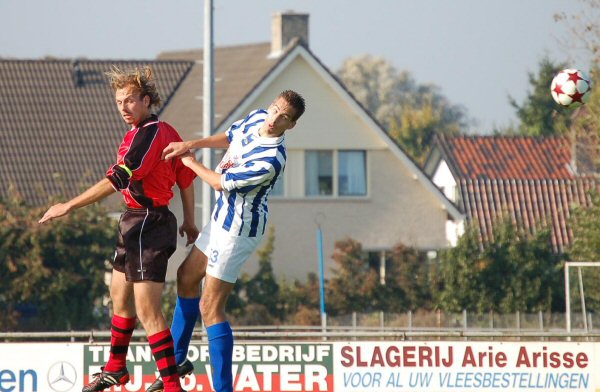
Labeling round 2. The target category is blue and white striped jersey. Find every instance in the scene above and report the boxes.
[212,109,287,237]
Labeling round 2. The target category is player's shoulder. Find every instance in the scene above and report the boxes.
[157,121,184,141]
[244,109,267,122]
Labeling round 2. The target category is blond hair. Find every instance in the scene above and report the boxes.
[106,65,161,108]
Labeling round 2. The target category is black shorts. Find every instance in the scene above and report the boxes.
[112,207,177,282]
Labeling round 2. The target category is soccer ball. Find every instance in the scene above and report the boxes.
[550,69,592,108]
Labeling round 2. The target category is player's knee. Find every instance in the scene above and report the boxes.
[136,307,164,333]
[176,265,202,290]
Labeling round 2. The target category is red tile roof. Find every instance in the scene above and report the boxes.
[460,178,597,252]
[437,135,574,180]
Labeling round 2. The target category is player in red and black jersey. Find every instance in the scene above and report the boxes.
[40,66,197,392]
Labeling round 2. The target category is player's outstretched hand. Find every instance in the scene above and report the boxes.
[162,141,191,160]
[179,220,199,246]
[38,203,70,224]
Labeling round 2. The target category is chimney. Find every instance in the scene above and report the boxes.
[270,11,309,58]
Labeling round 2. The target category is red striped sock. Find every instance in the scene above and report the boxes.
[149,329,180,391]
[104,315,136,372]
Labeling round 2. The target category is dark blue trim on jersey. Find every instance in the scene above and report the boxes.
[227,109,266,141]
[249,184,269,237]
[237,194,247,236]
[242,118,265,135]
[225,168,271,182]
[222,189,238,231]
[229,110,266,132]
[242,145,280,159]
[214,193,224,221]
[277,145,287,161]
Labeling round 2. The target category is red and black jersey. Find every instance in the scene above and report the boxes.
[106,114,196,208]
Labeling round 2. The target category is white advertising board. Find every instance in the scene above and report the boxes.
[1,341,599,391]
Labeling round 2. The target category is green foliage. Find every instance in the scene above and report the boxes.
[568,190,600,312]
[389,98,460,165]
[279,273,322,325]
[554,0,600,64]
[325,238,433,315]
[0,193,115,331]
[243,226,281,321]
[436,218,563,313]
[337,55,465,163]
[325,238,380,315]
[570,190,600,260]
[567,67,600,175]
[509,56,571,136]
[228,226,281,325]
[382,244,434,311]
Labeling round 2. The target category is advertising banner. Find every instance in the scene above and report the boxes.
[1,340,599,392]
[333,341,599,392]
[0,343,83,392]
[83,342,334,392]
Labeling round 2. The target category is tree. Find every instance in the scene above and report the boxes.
[554,1,600,173]
[567,66,600,174]
[243,226,281,322]
[554,0,600,65]
[568,190,600,312]
[279,273,322,326]
[325,238,380,315]
[0,192,115,331]
[337,55,466,163]
[383,244,433,311]
[509,56,571,136]
[436,218,563,313]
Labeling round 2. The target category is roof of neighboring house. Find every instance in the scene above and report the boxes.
[0,59,194,206]
[459,178,598,253]
[435,134,574,180]
[157,42,286,139]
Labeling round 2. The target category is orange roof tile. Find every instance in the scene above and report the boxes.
[460,178,597,253]
[437,135,574,180]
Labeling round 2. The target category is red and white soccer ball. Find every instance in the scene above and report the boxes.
[550,68,592,108]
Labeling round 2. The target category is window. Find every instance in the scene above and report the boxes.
[305,150,367,197]
[367,249,391,285]
[339,151,366,196]
[305,151,333,196]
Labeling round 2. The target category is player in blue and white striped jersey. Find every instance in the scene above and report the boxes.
[213,107,287,238]
[145,90,305,392]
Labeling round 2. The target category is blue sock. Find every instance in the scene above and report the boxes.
[170,296,200,364]
[206,321,233,392]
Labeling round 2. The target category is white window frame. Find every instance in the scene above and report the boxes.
[304,149,368,199]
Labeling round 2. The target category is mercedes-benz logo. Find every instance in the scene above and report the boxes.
[47,361,77,392]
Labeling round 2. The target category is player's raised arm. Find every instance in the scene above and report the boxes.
[162,132,230,160]
[39,178,115,223]
[179,152,223,191]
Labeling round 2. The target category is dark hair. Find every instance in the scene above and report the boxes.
[105,66,161,108]
[278,90,306,121]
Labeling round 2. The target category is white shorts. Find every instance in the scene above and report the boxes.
[195,221,263,283]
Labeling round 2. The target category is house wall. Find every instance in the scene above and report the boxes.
[251,148,450,280]
[432,160,458,203]
[164,52,453,281]
[247,56,449,279]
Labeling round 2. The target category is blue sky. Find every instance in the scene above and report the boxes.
[0,0,592,132]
